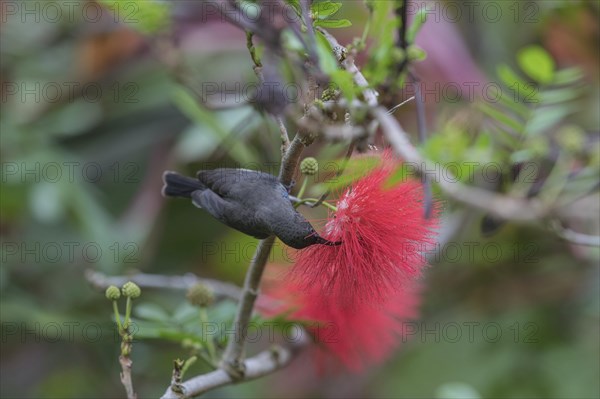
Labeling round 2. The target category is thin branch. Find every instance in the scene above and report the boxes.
[275,116,291,155]
[245,37,290,155]
[395,0,410,75]
[372,106,548,221]
[120,355,137,399]
[320,26,551,222]
[316,28,378,108]
[246,31,263,68]
[216,0,260,33]
[218,109,315,381]
[245,31,290,156]
[85,270,241,302]
[219,236,276,378]
[551,221,600,247]
[161,338,306,399]
[300,0,319,66]
[279,132,311,186]
[319,28,550,221]
[387,96,415,114]
[311,31,549,222]
[411,72,434,218]
[396,0,409,50]
[160,7,317,392]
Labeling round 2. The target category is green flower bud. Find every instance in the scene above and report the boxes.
[186,284,214,307]
[407,45,427,62]
[391,47,406,63]
[122,281,141,299]
[182,339,202,351]
[105,285,121,300]
[300,157,319,176]
[321,87,338,102]
[557,125,585,153]
[527,137,550,157]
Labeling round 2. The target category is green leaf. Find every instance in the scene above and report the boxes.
[171,86,256,164]
[435,382,481,399]
[208,301,238,324]
[370,0,395,41]
[477,102,524,133]
[315,30,339,74]
[407,8,428,43]
[407,45,427,62]
[98,0,170,35]
[29,182,65,224]
[330,69,356,103]
[135,303,170,322]
[384,163,421,188]
[284,0,302,18]
[540,87,582,105]
[510,149,536,164]
[561,166,600,204]
[174,125,220,163]
[496,64,539,103]
[517,45,555,84]
[282,30,305,53]
[172,303,199,325]
[314,19,352,28]
[553,67,584,85]
[323,156,381,191]
[497,92,530,119]
[311,1,342,20]
[364,5,398,86]
[527,105,577,136]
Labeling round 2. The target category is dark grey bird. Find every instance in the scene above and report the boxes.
[161,169,340,249]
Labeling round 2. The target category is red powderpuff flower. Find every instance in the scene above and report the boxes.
[261,280,421,373]
[290,154,438,305]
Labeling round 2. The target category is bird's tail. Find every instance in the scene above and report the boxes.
[161,171,205,198]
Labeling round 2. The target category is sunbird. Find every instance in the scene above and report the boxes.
[162,169,340,249]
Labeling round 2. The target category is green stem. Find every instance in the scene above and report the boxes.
[196,352,216,369]
[296,177,309,200]
[361,16,371,46]
[180,356,198,379]
[200,307,217,365]
[112,300,123,333]
[246,31,262,68]
[124,297,132,330]
[296,198,338,212]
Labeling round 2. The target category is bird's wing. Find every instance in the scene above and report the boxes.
[193,189,271,240]
[196,169,278,197]
[191,190,232,220]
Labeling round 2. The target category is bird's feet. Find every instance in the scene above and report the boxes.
[284,179,296,193]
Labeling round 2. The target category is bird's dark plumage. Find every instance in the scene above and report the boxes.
[162,169,340,249]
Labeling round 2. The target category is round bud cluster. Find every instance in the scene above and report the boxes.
[321,88,339,102]
[186,283,215,307]
[122,281,141,299]
[105,285,121,300]
[557,126,585,153]
[300,157,319,176]
[407,45,427,62]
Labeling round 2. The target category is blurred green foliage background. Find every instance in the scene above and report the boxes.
[1,1,599,398]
